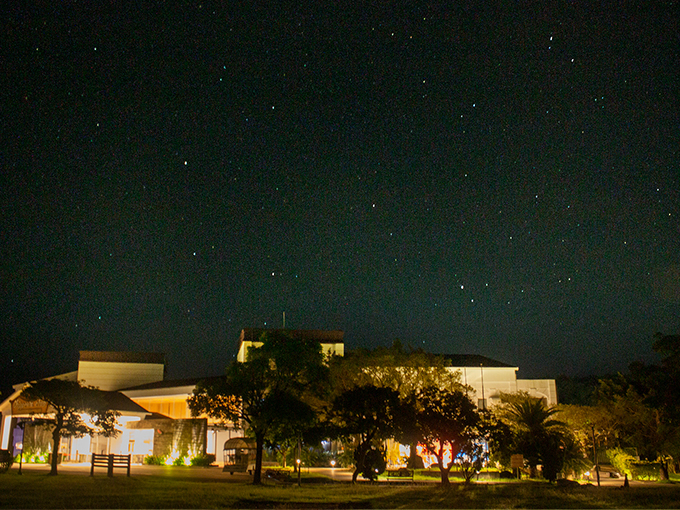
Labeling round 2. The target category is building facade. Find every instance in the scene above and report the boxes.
[0,328,556,468]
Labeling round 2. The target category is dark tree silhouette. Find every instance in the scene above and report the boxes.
[415,386,481,485]
[188,330,328,484]
[20,378,119,475]
[328,385,405,483]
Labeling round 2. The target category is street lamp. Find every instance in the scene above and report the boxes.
[591,425,600,487]
[16,442,23,475]
[16,420,27,475]
[297,439,302,487]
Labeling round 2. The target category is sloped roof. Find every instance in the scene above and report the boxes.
[224,437,256,450]
[79,351,165,364]
[239,328,344,346]
[102,391,151,414]
[119,375,224,392]
[440,354,516,368]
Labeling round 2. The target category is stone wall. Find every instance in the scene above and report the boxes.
[128,418,207,458]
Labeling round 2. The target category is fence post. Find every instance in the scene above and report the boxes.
[127,454,131,477]
[90,454,95,476]
[107,454,114,477]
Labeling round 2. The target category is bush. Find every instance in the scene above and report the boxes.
[144,455,166,465]
[172,456,188,466]
[0,450,13,473]
[15,448,49,464]
[190,454,216,467]
[607,448,635,478]
[630,461,661,481]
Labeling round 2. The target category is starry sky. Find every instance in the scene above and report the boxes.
[1,1,678,392]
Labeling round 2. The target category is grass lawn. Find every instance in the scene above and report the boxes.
[1,470,680,508]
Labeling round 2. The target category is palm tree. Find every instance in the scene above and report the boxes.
[501,394,568,479]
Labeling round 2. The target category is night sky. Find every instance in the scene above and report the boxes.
[2,1,678,392]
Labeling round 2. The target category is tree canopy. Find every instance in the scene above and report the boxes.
[188,330,329,484]
[20,378,119,475]
[494,393,572,480]
[414,386,482,484]
[330,342,464,398]
[327,384,406,482]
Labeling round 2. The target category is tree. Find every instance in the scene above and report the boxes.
[557,402,618,477]
[596,371,680,479]
[329,342,466,469]
[330,342,464,397]
[497,393,568,479]
[414,386,481,485]
[327,385,406,482]
[188,330,329,484]
[19,378,119,475]
[262,393,317,470]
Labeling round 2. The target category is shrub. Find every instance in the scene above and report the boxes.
[144,455,166,465]
[0,450,13,473]
[630,461,661,481]
[15,448,49,464]
[607,448,635,478]
[172,456,188,466]
[190,454,216,467]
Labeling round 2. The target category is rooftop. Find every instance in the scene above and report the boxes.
[440,354,516,368]
[120,375,224,392]
[79,351,166,364]
[239,328,344,345]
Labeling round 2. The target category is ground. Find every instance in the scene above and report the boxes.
[1,464,679,508]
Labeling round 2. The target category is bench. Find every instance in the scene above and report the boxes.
[90,453,131,477]
[386,467,414,481]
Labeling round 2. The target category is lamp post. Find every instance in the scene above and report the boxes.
[16,420,27,475]
[297,439,302,487]
[480,364,485,410]
[17,442,24,475]
[591,425,600,487]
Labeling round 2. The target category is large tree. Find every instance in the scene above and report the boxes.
[414,386,481,485]
[20,378,119,475]
[327,385,406,482]
[557,402,618,471]
[330,342,464,397]
[188,330,329,484]
[329,342,466,469]
[596,372,680,479]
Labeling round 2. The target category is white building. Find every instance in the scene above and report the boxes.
[443,354,558,408]
[236,328,345,362]
[0,329,557,469]
[0,351,159,462]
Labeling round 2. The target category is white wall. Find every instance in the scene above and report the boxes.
[237,340,344,363]
[517,379,558,406]
[448,367,559,407]
[449,366,519,408]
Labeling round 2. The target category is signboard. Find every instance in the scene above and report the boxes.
[510,454,524,468]
[11,396,50,415]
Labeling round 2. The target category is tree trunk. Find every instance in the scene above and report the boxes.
[49,427,61,476]
[437,453,450,485]
[253,432,265,484]
[352,439,370,484]
[280,447,287,468]
[407,442,418,469]
[529,465,538,478]
[440,468,450,485]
